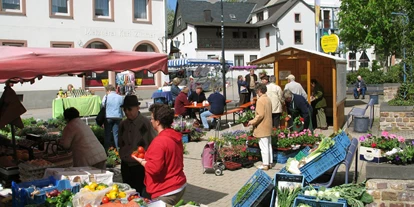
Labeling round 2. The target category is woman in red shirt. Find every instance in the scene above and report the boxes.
[133,103,187,206]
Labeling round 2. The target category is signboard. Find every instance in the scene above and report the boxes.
[279,71,291,80]
[321,34,339,53]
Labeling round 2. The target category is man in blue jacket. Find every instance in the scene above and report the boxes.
[200,87,226,131]
[102,85,124,150]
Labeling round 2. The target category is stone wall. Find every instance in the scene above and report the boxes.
[366,179,414,207]
[379,103,414,131]
[383,83,401,102]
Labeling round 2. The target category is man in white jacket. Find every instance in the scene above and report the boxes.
[261,75,283,128]
[284,74,307,99]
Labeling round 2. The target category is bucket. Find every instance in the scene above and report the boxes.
[354,116,369,133]
[370,94,379,104]
[182,134,189,143]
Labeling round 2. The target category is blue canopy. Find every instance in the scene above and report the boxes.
[168,58,233,68]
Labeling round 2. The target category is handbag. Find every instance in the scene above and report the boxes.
[96,95,107,126]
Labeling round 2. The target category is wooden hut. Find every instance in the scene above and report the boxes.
[250,47,347,131]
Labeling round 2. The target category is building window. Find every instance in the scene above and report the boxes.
[85,41,110,87]
[134,44,156,85]
[232,32,240,39]
[265,33,270,47]
[294,30,302,44]
[182,34,185,44]
[189,32,192,43]
[234,55,244,66]
[93,0,114,21]
[294,13,301,23]
[323,10,330,28]
[0,39,26,47]
[250,55,257,62]
[50,41,74,48]
[50,0,73,18]
[242,32,247,38]
[133,0,151,23]
[207,55,216,59]
[257,12,263,21]
[0,0,25,15]
[177,17,181,26]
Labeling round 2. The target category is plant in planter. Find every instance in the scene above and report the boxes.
[293,116,304,127]
[208,136,226,147]
[359,131,404,152]
[221,130,250,146]
[247,136,259,147]
[189,127,206,142]
[106,147,121,167]
[236,107,256,126]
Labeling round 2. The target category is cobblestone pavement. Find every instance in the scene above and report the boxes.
[22,95,414,207]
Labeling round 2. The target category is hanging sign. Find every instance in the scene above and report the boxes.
[321,34,339,53]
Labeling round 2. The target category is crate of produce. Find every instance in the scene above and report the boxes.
[18,159,56,182]
[298,186,348,205]
[293,196,347,207]
[279,132,350,183]
[278,147,311,173]
[12,176,80,207]
[232,169,273,207]
[270,173,306,207]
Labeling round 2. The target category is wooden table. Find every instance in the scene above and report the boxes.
[184,100,232,109]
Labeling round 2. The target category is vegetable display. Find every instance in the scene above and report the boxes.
[45,189,74,207]
[302,183,373,207]
[277,187,301,207]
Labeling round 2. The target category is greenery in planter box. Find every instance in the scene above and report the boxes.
[346,65,402,85]
[359,131,405,151]
[386,143,414,165]
[388,82,414,106]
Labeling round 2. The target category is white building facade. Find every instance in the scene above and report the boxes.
[0,0,167,108]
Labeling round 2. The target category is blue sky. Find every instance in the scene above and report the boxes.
[168,0,177,10]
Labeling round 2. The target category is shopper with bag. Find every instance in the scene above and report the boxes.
[101,85,124,150]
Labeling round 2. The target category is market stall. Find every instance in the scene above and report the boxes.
[0,46,171,206]
[250,47,347,130]
[52,95,102,118]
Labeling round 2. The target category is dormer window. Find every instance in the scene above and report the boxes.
[177,16,182,26]
[229,14,236,20]
[257,12,264,21]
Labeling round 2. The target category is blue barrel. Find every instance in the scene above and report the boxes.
[370,94,379,104]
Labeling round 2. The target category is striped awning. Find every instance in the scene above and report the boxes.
[168,58,233,68]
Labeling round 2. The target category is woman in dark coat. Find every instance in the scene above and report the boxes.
[311,79,328,130]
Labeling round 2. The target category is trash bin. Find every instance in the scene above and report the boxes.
[370,94,379,104]
[354,116,369,133]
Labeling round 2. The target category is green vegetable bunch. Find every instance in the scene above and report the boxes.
[45,189,73,207]
[277,187,301,207]
[303,137,335,163]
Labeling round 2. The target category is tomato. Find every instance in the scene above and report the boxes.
[137,153,145,159]
[138,146,145,153]
[102,196,110,204]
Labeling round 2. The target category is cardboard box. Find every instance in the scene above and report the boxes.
[43,167,113,186]
[359,146,387,163]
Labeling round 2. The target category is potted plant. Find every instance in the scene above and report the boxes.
[236,107,255,126]
[359,131,406,162]
[106,147,121,168]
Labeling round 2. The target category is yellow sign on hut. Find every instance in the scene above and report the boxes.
[321,34,339,53]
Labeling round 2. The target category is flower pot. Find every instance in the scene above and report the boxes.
[224,161,242,171]
[277,147,292,151]
[243,122,249,127]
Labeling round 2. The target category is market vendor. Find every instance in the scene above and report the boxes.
[67,84,74,91]
[59,107,107,169]
[283,89,313,131]
[133,103,187,206]
[118,95,157,198]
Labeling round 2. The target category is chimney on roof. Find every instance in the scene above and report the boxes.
[203,10,212,22]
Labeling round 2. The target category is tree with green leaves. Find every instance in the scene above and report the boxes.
[338,0,405,71]
[167,6,175,35]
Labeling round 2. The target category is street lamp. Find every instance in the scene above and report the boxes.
[391,12,409,82]
[207,0,226,100]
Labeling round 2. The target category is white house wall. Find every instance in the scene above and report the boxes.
[277,2,316,51]
[259,2,316,57]
[0,0,166,91]
[303,0,341,7]
[172,24,198,58]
